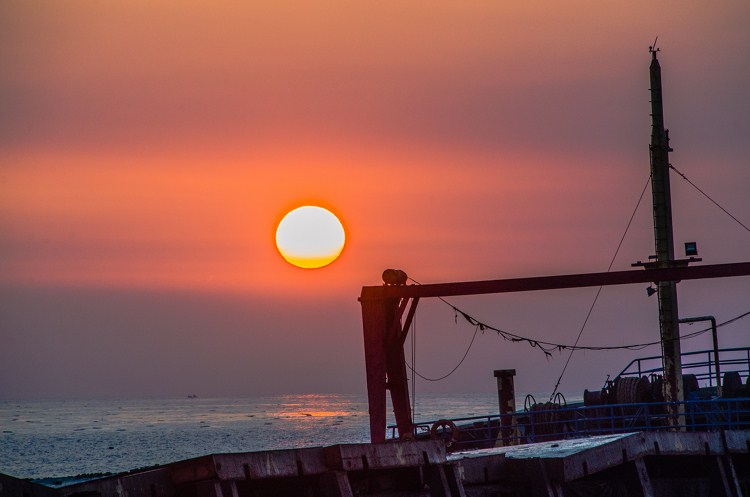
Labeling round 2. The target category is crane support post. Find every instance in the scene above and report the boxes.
[361,299,389,442]
[361,297,414,442]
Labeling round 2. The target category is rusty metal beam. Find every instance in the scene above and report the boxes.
[361,299,389,443]
[399,298,419,346]
[360,262,750,302]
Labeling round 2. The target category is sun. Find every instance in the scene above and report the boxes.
[275,206,346,269]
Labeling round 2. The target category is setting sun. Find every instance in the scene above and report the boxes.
[275,206,346,269]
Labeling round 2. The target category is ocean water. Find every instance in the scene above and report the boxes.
[0,393,499,480]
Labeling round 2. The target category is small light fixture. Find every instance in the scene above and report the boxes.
[646,285,657,297]
[685,242,698,257]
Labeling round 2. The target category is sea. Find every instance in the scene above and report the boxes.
[0,393,501,484]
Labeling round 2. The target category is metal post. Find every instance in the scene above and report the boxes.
[494,369,517,446]
[385,317,414,440]
[361,286,414,443]
[649,48,684,423]
[361,299,389,442]
[679,316,720,397]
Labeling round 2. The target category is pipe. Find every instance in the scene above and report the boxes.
[678,316,720,397]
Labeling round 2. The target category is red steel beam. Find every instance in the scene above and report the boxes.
[360,262,750,302]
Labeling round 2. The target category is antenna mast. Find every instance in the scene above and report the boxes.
[647,44,684,420]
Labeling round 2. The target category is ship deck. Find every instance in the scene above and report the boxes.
[4,429,750,497]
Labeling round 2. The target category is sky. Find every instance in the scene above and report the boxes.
[1,1,749,402]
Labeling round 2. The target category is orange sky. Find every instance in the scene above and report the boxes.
[1,1,749,400]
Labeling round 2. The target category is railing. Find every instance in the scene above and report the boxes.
[387,397,750,451]
[618,347,750,388]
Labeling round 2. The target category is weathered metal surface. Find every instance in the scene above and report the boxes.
[359,262,750,301]
[55,466,174,497]
[494,369,517,447]
[0,473,58,497]
[361,299,389,443]
[451,432,633,463]
[22,430,750,497]
[724,430,750,453]
[319,470,354,497]
[362,296,415,443]
[231,447,327,479]
[169,448,330,482]
[649,49,684,418]
[634,458,656,497]
[324,440,445,471]
[169,455,218,483]
[454,453,506,484]
[450,430,750,484]
[539,432,655,480]
[646,431,724,456]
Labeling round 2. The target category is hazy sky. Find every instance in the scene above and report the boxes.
[1,1,749,401]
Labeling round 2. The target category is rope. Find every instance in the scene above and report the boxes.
[448,302,750,350]
[401,289,750,383]
[408,279,750,353]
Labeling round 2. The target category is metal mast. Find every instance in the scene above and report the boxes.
[648,47,684,414]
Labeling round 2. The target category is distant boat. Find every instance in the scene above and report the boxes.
[187,395,198,399]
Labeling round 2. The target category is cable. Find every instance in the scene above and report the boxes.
[549,173,652,398]
[670,164,750,233]
[401,164,744,386]
[447,303,748,351]
[405,324,480,382]
[406,285,750,352]
[401,292,749,384]
[411,309,416,426]
[716,310,750,328]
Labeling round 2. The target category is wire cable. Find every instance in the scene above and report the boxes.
[405,324,481,382]
[401,288,750,383]
[549,173,652,399]
[407,282,750,352]
[411,309,416,425]
[401,166,746,385]
[718,310,750,327]
[670,164,750,233]
[437,287,749,349]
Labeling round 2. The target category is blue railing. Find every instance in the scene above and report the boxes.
[618,346,750,388]
[388,397,750,450]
